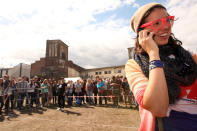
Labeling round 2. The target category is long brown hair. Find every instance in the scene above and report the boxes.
[134,6,182,54]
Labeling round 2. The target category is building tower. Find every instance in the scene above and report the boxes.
[45,40,69,78]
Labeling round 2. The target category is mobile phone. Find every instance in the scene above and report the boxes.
[147,31,155,39]
[138,28,155,40]
[138,28,150,36]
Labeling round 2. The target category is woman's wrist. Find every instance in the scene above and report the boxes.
[148,52,160,61]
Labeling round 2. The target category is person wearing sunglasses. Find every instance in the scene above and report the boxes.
[125,3,197,131]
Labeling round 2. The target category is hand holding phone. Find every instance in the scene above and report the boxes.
[138,29,159,56]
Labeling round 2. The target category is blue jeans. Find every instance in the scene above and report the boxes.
[67,92,73,106]
[17,93,26,109]
[156,110,197,131]
[86,90,93,104]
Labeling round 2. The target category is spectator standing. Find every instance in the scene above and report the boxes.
[75,80,82,105]
[57,78,66,110]
[122,77,132,107]
[97,78,104,105]
[103,78,108,105]
[3,75,10,94]
[66,81,74,106]
[110,76,121,107]
[92,80,98,105]
[16,76,28,110]
[81,80,87,104]
[48,78,53,105]
[86,79,93,105]
[0,78,4,114]
[27,79,36,108]
[52,81,58,105]
[34,76,41,108]
[41,79,49,107]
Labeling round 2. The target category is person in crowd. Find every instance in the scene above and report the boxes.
[23,76,30,108]
[47,78,53,105]
[4,80,10,113]
[116,75,123,102]
[75,80,82,105]
[16,76,28,110]
[3,75,10,110]
[10,78,16,110]
[0,78,4,114]
[106,78,112,102]
[41,79,49,107]
[40,78,44,83]
[125,3,197,131]
[102,78,108,105]
[3,75,10,93]
[66,80,74,106]
[110,76,121,108]
[121,77,132,107]
[72,81,76,101]
[81,80,87,104]
[57,78,66,111]
[57,80,62,110]
[11,77,17,109]
[34,76,41,108]
[86,78,93,105]
[92,79,98,105]
[52,80,58,105]
[27,79,36,108]
[97,78,104,105]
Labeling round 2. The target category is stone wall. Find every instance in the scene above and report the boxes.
[68,67,80,77]
[0,63,31,79]
[31,58,45,78]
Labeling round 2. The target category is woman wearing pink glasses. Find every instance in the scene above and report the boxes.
[125,3,197,131]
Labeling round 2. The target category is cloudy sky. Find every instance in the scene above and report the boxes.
[0,0,197,69]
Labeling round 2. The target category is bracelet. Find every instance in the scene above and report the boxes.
[149,60,164,71]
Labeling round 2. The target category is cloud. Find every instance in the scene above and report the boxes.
[0,0,137,68]
[166,0,197,53]
[1,0,196,69]
[165,0,182,8]
[68,18,134,68]
[123,0,136,5]
[133,3,140,8]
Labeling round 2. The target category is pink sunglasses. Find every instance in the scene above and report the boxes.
[140,16,175,31]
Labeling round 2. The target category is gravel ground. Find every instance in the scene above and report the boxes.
[0,104,140,131]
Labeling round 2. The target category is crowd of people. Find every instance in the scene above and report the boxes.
[0,74,137,114]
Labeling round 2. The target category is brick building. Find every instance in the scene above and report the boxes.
[31,39,126,80]
[31,40,85,79]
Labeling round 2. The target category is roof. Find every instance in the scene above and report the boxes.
[68,60,85,72]
[85,65,125,71]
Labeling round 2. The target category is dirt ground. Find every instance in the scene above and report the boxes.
[0,103,140,131]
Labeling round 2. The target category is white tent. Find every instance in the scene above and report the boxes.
[64,77,82,83]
